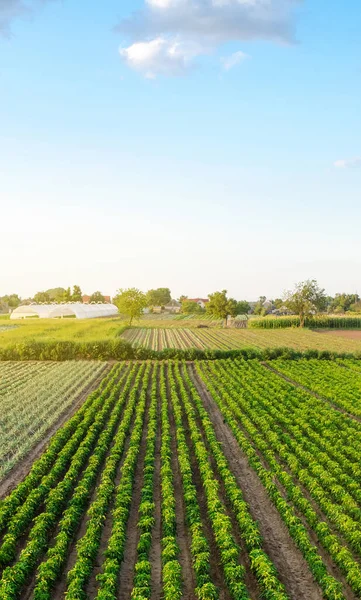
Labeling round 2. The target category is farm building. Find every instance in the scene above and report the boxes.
[164,300,182,313]
[10,303,118,320]
[188,298,209,309]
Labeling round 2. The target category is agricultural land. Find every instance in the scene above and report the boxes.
[1,358,361,599]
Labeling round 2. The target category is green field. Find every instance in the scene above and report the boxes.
[1,358,361,598]
[0,361,108,480]
[122,326,361,353]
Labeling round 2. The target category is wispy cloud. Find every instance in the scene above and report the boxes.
[0,0,51,37]
[117,0,301,77]
[221,50,248,71]
[334,157,361,169]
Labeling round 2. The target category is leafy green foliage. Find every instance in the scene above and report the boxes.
[146,288,172,307]
[206,290,238,321]
[113,288,147,325]
[284,279,327,327]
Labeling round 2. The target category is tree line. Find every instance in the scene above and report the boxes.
[1,281,361,328]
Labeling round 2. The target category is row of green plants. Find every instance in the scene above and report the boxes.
[178,364,290,600]
[249,315,361,329]
[130,364,158,599]
[159,364,182,600]
[0,365,130,598]
[273,358,361,418]
[171,364,251,599]
[167,366,218,599]
[238,361,361,515]
[197,360,361,598]
[94,366,151,599]
[33,363,143,599]
[174,363,289,600]
[216,362,361,559]
[2,338,361,361]
[65,364,149,599]
[0,364,118,533]
[0,360,107,479]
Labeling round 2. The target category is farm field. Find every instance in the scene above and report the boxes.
[0,361,108,483]
[122,326,361,353]
[1,359,361,598]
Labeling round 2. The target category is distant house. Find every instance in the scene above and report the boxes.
[188,298,209,310]
[164,300,182,314]
[82,295,111,304]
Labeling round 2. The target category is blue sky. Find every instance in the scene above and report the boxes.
[1,0,361,300]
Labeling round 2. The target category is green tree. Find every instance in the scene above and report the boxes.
[113,288,147,325]
[0,294,21,309]
[89,291,105,303]
[284,279,327,327]
[329,293,359,313]
[253,296,267,315]
[146,288,171,307]
[349,301,361,313]
[33,291,51,303]
[273,298,283,309]
[205,290,238,324]
[45,288,66,302]
[178,295,188,303]
[63,287,72,302]
[181,300,204,314]
[72,285,83,302]
[235,300,250,315]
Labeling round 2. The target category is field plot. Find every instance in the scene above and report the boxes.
[1,359,361,599]
[122,326,361,353]
[0,361,108,482]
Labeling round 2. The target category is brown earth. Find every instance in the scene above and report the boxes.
[314,329,361,339]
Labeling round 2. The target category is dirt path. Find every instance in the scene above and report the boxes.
[0,363,111,500]
[314,329,361,340]
[188,364,324,600]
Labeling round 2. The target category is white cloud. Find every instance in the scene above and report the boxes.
[117,0,300,76]
[119,36,206,77]
[334,157,361,169]
[221,49,248,70]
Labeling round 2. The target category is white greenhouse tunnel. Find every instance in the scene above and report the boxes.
[10,303,119,320]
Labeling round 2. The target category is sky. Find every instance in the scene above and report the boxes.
[1,0,361,301]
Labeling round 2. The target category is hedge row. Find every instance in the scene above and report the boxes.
[249,316,361,329]
[0,339,360,362]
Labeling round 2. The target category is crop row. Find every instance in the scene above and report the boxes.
[0,360,108,480]
[196,359,361,598]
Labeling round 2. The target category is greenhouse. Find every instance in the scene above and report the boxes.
[10,303,119,320]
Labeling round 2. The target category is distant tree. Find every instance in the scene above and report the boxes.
[33,291,51,303]
[113,288,147,326]
[45,288,66,302]
[89,291,105,303]
[182,300,204,314]
[235,300,250,315]
[349,301,361,313]
[146,288,172,307]
[284,279,327,327]
[273,298,283,309]
[206,290,238,324]
[178,295,188,303]
[253,296,267,315]
[329,293,359,313]
[63,287,72,302]
[0,294,21,309]
[72,285,83,302]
